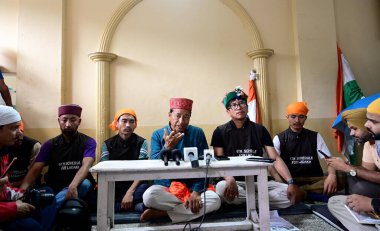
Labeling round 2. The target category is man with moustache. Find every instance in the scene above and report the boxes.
[7,129,41,187]
[21,104,96,208]
[141,98,221,223]
[211,88,303,208]
[273,102,337,196]
[100,108,149,212]
[0,105,56,231]
[328,98,380,231]
[326,108,379,197]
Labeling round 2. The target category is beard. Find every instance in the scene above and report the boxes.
[62,129,77,137]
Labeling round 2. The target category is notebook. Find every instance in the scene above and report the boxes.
[344,205,380,225]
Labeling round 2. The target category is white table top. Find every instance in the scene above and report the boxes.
[90,156,272,173]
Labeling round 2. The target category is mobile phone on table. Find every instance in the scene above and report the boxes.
[318,150,330,159]
[215,155,230,161]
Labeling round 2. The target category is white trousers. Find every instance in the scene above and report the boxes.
[143,185,221,223]
[215,180,292,209]
[328,195,378,231]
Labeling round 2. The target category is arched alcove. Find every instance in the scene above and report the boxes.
[89,0,274,157]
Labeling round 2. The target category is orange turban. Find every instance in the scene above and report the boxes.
[286,102,309,116]
[367,98,380,115]
[109,108,137,131]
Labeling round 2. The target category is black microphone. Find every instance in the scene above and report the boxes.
[160,150,171,166]
[171,149,182,166]
[205,153,212,166]
[188,152,199,168]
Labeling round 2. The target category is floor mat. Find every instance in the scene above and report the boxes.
[89,202,312,225]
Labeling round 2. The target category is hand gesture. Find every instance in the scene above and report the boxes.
[121,192,133,210]
[347,194,373,213]
[16,200,35,217]
[224,177,239,202]
[163,129,184,150]
[286,184,304,204]
[325,157,350,172]
[185,191,202,214]
[323,174,337,195]
[65,186,78,200]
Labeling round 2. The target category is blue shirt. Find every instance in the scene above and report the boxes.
[150,124,209,192]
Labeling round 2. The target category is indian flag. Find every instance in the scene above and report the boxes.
[336,46,364,161]
[247,70,260,123]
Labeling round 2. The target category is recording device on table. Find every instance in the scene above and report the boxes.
[172,149,182,166]
[23,188,55,208]
[318,150,330,159]
[160,149,171,166]
[160,149,183,166]
[184,147,199,168]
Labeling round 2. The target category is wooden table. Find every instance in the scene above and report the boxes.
[90,156,272,231]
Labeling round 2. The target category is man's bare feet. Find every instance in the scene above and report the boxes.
[140,208,168,222]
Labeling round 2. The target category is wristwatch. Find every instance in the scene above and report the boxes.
[287,178,296,185]
[349,167,357,177]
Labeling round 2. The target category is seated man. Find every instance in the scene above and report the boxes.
[101,108,149,212]
[326,108,379,198]
[273,102,337,196]
[0,105,56,231]
[211,88,303,209]
[7,129,41,187]
[328,98,380,231]
[141,98,221,223]
[21,104,96,208]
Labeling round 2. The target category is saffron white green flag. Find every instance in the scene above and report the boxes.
[336,46,364,164]
[341,53,364,108]
[248,70,260,123]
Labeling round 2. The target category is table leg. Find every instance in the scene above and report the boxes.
[257,167,270,231]
[97,174,109,231]
[108,181,115,228]
[245,175,258,222]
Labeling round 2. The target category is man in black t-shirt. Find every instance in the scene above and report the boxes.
[211,87,303,208]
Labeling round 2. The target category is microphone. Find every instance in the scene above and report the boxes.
[160,150,171,166]
[203,149,214,166]
[206,153,212,166]
[171,149,182,166]
[188,152,199,168]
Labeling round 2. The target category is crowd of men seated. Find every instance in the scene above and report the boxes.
[0,87,379,231]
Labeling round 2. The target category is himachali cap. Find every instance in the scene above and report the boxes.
[170,98,193,111]
[58,104,82,117]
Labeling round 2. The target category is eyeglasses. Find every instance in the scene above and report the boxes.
[289,114,306,119]
[228,101,247,110]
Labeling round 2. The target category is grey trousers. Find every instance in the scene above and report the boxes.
[215,180,292,209]
[143,185,221,223]
[328,195,378,231]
